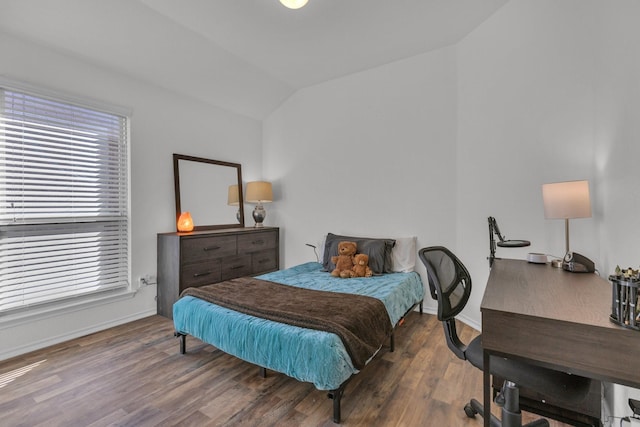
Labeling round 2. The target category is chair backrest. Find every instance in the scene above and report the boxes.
[418,246,473,360]
[418,246,472,321]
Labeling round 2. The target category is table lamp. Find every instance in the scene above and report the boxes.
[245,181,273,228]
[542,180,594,272]
[227,184,241,223]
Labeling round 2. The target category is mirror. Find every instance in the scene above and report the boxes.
[173,154,244,231]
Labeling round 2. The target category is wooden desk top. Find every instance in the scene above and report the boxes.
[481,259,640,388]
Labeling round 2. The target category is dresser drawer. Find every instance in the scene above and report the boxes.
[252,248,278,273]
[182,235,237,263]
[238,230,277,254]
[181,259,222,289]
[221,255,252,280]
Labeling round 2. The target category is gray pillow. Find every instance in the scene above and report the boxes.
[323,233,396,275]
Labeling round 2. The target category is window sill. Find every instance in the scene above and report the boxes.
[0,288,138,329]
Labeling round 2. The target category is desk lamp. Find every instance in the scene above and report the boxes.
[542,180,594,272]
[245,181,273,228]
[488,217,530,267]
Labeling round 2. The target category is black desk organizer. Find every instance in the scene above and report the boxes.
[609,272,640,331]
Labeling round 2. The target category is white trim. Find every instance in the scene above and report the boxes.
[458,312,481,331]
[418,305,481,332]
[0,289,137,329]
[0,308,156,362]
[0,75,132,117]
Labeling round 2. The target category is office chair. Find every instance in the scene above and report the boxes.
[418,246,592,427]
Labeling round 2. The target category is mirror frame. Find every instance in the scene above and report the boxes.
[173,153,244,231]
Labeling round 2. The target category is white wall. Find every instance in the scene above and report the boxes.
[0,32,263,360]
[594,0,640,283]
[263,46,458,317]
[264,0,607,327]
[456,0,599,324]
[593,0,640,423]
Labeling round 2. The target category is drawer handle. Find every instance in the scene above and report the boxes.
[203,246,221,251]
[193,271,212,278]
[258,259,270,264]
[230,265,245,270]
[252,240,264,245]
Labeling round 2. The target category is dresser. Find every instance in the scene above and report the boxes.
[157,227,279,319]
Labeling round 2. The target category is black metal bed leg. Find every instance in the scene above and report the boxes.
[419,300,423,314]
[328,385,345,424]
[259,367,267,378]
[175,332,186,354]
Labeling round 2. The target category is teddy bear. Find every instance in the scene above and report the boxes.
[351,253,373,278]
[331,241,357,278]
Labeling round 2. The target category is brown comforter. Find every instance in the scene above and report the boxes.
[180,276,392,369]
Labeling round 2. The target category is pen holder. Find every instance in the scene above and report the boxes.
[609,274,640,331]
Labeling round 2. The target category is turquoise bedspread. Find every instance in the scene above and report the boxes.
[173,262,425,390]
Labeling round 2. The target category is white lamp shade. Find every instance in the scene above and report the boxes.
[227,184,239,206]
[542,180,591,219]
[245,181,273,203]
[280,0,308,9]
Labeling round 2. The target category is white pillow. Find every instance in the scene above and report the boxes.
[391,236,417,272]
[317,236,326,264]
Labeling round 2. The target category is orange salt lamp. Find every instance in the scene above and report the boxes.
[177,211,194,232]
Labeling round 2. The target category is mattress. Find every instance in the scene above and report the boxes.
[173,261,425,390]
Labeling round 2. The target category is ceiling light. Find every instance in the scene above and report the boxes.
[280,0,308,9]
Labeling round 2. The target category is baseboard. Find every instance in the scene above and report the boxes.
[414,306,481,332]
[0,309,156,362]
[458,313,481,331]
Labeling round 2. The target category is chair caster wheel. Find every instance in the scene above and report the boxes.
[464,403,477,418]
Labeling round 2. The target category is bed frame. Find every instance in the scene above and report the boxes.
[175,300,423,423]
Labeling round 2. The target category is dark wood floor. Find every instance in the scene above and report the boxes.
[0,312,573,426]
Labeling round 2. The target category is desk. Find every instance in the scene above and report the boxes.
[481,259,640,427]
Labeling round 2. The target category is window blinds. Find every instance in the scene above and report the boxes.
[0,87,129,313]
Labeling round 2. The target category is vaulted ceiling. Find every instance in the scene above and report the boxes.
[0,0,507,120]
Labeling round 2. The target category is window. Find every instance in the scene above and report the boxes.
[0,84,129,314]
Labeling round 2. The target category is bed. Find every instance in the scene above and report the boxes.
[173,234,425,423]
